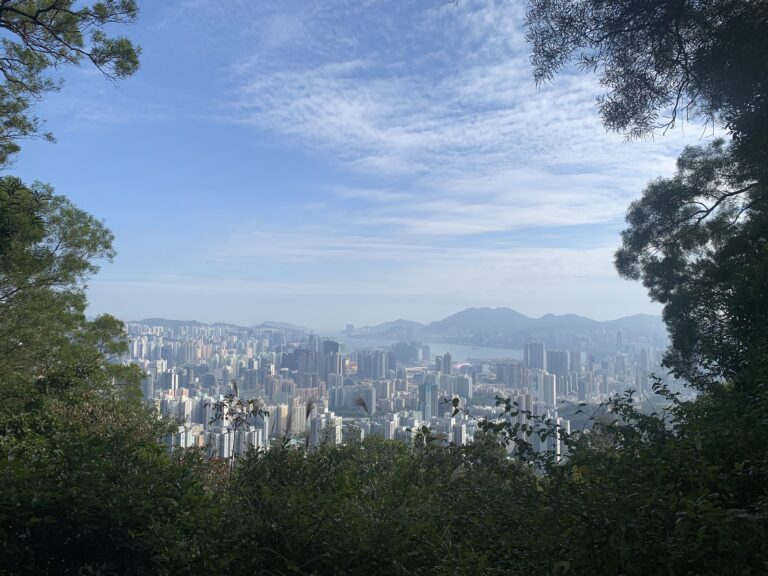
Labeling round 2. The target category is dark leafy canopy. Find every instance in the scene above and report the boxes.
[0,372,215,575]
[0,173,212,573]
[526,0,768,174]
[616,140,768,388]
[0,0,140,167]
[0,176,115,295]
[0,176,117,385]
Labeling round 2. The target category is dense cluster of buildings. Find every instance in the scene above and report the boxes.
[124,320,665,460]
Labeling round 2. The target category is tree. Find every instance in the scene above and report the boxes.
[526,0,768,389]
[0,380,216,575]
[0,176,215,572]
[0,0,140,168]
[526,0,767,176]
[0,5,219,573]
[0,176,121,401]
[0,0,141,395]
[0,2,140,395]
[615,140,767,388]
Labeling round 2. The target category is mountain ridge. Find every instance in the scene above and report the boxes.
[347,307,666,346]
[130,318,306,331]
[129,309,665,343]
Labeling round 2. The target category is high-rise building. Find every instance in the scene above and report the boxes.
[141,372,154,399]
[309,410,343,448]
[355,386,377,417]
[356,350,391,379]
[322,339,340,355]
[442,352,452,374]
[327,373,344,388]
[452,423,467,446]
[374,350,388,379]
[420,381,439,421]
[578,372,595,402]
[372,379,392,402]
[453,374,473,399]
[525,342,546,370]
[542,373,557,406]
[515,392,533,443]
[495,362,523,387]
[569,350,582,373]
[272,404,290,436]
[546,350,569,377]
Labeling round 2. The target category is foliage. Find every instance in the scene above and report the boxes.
[526,0,768,170]
[615,139,768,388]
[204,384,269,470]
[0,5,217,575]
[0,0,140,167]
[0,176,124,406]
[189,382,765,576]
[0,177,213,572]
[213,437,542,576]
[0,175,215,573]
[0,387,216,576]
[194,2,768,573]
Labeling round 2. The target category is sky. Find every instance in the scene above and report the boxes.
[14,0,713,331]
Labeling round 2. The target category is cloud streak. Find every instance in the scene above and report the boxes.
[64,0,713,326]
[219,0,695,235]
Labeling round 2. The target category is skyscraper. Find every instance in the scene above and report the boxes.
[420,381,439,421]
[525,342,546,371]
[495,362,523,387]
[322,339,340,355]
[546,350,569,377]
[542,373,557,406]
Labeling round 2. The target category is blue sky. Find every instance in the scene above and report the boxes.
[15,0,710,331]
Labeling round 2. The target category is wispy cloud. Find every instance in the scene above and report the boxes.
[75,0,709,325]
[217,0,695,228]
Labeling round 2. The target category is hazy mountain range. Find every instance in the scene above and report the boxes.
[131,308,666,347]
[130,318,308,332]
[344,307,667,347]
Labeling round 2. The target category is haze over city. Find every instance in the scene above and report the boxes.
[14,0,709,329]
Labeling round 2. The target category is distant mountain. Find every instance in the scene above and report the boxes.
[525,313,603,333]
[346,318,424,337]
[131,318,307,331]
[354,307,667,348]
[373,319,424,333]
[607,314,666,336]
[363,319,424,338]
[425,307,532,335]
[133,310,666,347]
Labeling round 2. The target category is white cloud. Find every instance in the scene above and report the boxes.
[84,0,705,325]
[221,0,696,217]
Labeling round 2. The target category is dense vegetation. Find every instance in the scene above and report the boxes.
[1,1,766,574]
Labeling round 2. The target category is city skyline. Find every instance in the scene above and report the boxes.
[130,313,667,456]
[15,1,713,328]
